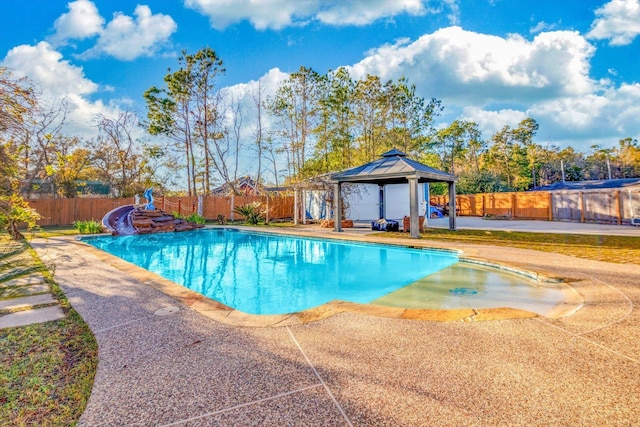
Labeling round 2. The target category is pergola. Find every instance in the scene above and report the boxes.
[331,149,458,238]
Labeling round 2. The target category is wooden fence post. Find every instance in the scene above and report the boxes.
[548,192,553,221]
[230,195,234,222]
[265,195,270,225]
[579,192,585,223]
[162,195,165,211]
[511,193,517,218]
[178,199,182,216]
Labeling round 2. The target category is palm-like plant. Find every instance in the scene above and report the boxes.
[233,202,264,225]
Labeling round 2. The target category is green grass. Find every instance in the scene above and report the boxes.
[30,226,79,239]
[378,228,640,265]
[0,233,97,427]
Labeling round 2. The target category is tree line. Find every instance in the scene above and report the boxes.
[2,67,161,199]
[141,48,640,196]
[2,47,640,205]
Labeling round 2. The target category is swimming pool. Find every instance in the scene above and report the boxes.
[82,228,570,316]
[82,229,459,314]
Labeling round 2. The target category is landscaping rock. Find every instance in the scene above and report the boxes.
[127,207,203,235]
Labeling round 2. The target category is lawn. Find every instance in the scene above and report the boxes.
[380,228,640,265]
[0,233,97,426]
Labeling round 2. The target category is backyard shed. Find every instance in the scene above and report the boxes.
[331,149,458,238]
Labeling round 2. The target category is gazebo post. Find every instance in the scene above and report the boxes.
[302,190,306,224]
[378,184,384,219]
[409,177,420,238]
[424,183,430,229]
[448,182,457,231]
[333,182,342,232]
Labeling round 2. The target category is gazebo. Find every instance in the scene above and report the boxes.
[331,149,458,238]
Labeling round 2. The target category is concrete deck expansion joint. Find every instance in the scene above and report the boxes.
[287,327,354,427]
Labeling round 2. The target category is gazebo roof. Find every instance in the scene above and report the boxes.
[331,149,457,185]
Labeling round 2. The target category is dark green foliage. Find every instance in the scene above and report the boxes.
[73,220,104,234]
[233,202,263,225]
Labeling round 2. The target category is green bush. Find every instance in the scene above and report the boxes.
[234,202,264,225]
[185,213,206,224]
[73,220,104,234]
[172,212,206,224]
[0,194,41,240]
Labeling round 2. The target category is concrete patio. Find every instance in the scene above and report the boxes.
[31,223,640,426]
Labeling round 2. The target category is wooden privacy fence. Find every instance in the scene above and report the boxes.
[28,195,295,226]
[27,188,640,226]
[28,197,135,227]
[431,188,640,224]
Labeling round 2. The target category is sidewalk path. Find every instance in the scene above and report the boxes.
[427,216,640,236]
[31,231,640,426]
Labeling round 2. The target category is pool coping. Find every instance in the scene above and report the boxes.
[71,226,583,327]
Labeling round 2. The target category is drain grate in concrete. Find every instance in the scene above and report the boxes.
[154,306,180,316]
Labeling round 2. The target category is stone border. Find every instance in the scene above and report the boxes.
[71,227,583,327]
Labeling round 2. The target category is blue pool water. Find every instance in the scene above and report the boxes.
[82,229,459,314]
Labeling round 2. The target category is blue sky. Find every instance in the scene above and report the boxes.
[2,0,639,165]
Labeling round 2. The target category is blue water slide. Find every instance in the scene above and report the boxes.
[102,205,137,235]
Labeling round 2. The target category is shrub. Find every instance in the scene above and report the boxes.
[172,212,206,224]
[234,202,264,225]
[0,194,41,240]
[185,213,206,224]
[73,220,104,234]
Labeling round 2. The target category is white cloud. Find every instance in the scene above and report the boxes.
[316,0,428,26]
[82,5,177,61]
[183,68,290,180]
[219,67,289,140]
[587,0,640,46]
[529,21,556,34]
[3,42,98,98]
[529,83,640,139]
[2,42,118,138]
[347,26,596,104]
[185,0,316,30]
[48,1,177,61]
[458,83,640,148]
[48,0,104,46]
[441,0,460,25]
[461,107,527,136]
[343,26,640,149]
[184,0,447,30]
